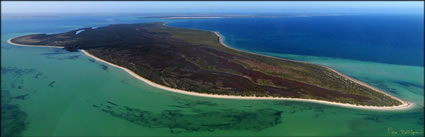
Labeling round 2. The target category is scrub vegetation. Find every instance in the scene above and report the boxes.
[11,22,402,106]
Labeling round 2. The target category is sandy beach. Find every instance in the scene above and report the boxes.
[7,38,64,48]
[8,33,413,111]
[213,32,412,110]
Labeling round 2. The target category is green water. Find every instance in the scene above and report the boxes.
[1,18,424,136]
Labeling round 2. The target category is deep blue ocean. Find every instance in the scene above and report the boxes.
[167,15,424,66]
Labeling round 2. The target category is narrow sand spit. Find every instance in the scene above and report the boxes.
[8,38,64,48]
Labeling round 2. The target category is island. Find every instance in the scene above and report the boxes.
[137,14,342,20]
[8,22,411,110]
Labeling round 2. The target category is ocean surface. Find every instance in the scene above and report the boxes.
[1,14,424,136]
[168,15,424,66]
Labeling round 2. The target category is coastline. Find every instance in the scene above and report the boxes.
[167,17,225,19]
[212,31,412,110]
[8,33,413,111]
[7,38,64,48]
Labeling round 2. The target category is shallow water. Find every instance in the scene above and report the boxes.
[1,15,423,136]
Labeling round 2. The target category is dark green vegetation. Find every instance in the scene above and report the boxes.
[94,101,282,134]
[11,22,402,106]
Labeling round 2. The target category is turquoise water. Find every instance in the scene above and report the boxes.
[1,15,424,136]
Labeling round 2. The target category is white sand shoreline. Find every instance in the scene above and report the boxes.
[7,38,64,48]
[8,33,413,111]
[212,31,413,110]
